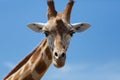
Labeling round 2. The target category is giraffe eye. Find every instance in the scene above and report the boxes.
[44,31,50,37]
[69,31,75,37]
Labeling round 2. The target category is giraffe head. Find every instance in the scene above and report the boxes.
[27,0,91,68]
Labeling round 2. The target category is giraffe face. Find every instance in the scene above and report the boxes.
[27,19,90,68]
[43,19,73,68]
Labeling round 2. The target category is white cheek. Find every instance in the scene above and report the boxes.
[63,35,71,49]
[47,35,55,50]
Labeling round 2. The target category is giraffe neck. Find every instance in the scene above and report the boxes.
[4,38,52,80]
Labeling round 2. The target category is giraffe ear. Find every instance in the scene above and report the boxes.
[27,22,45,32]
[72,22,91,32]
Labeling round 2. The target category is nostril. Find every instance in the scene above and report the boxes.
[55,52,58,57]
[61,53,65,57]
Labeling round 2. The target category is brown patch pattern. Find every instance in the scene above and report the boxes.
[23,74,34,80]
[35,54,47,74]
[45,47,52,60]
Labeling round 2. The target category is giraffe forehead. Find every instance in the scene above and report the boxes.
[45,19,71,33]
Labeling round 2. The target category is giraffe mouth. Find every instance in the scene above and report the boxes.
[53,57,65,68]
[54,61,65,68]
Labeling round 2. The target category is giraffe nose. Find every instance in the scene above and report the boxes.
[54,52,66,59]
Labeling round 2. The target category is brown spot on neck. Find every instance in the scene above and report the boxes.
[35,56,47,75]
[45,47,52,60]
[23,74,35,80]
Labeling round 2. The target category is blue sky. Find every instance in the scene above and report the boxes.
[0,0,120,80]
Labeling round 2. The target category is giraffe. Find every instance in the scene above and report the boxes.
[3,0,91,80]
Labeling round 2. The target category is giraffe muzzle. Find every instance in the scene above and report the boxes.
[53,52,66,68]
